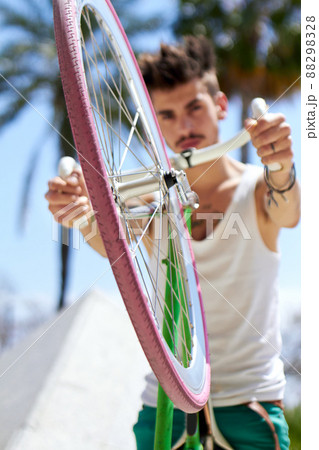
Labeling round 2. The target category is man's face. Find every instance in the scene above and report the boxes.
[151,78,226,154]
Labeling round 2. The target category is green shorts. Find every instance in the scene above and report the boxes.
[133,406,185,449]
[133,403,290,449]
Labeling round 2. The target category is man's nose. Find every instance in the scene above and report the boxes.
[178,115,193,132]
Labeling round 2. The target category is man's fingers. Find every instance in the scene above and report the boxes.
[244,113,290,149]
[45,191,89,206]
[245,112,294,173]
[48,177,67,189]
[260,148,293,168]
[48,177,83,195]
[245,113,286,137]
[45,191,79,205]
[65,170,89,196]
[65,169,82,185]
[253,122,291,149]
[45,167,90,228]
[257,136,293,158]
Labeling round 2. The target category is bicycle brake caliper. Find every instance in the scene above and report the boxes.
[163,169,199,209]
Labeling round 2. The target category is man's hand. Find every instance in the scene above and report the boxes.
[45,169,92,229]
[45,169,107,257]
[245,113,293,176]
[245,112,300,229]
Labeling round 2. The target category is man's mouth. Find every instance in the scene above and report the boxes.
[177,136,204,150]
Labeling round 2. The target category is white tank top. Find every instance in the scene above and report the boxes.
[142,164,285,407]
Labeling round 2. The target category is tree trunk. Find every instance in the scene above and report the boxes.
[240,95,251,164]
[58,227,71,310]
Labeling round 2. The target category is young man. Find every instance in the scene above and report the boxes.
[46,36,300,449]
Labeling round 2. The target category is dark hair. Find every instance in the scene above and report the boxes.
[138,36,219,96]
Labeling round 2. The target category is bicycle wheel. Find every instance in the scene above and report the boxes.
[53,0,210,412]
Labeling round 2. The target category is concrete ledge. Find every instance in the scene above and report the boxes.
[0,290,150,450]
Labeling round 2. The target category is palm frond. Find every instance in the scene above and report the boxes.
[0,75,55,127]
[0,1,53,39]
[18,127,53,231]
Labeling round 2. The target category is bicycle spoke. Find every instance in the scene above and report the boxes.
[120,203,194,365]
[82,9,159,169]
[117,195,193,362]
[118,108,140,172]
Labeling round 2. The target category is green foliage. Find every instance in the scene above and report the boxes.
[286,405,301,450]
[0,0,72,159]
[174,0,300,163]
[0,0,162,150]
[174,0,301,100]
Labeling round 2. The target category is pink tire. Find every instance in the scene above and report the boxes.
[53,0,210,412]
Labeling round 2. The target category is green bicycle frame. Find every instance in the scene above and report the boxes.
[154,209,203,450]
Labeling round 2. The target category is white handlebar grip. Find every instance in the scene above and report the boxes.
[251,97,268,119]
[251,98,282,172]
[58,156,81,180]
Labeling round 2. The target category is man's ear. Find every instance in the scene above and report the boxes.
[214,91,228,120]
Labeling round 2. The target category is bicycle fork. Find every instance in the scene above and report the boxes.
[154,207,204,450]
[184,414,203,450]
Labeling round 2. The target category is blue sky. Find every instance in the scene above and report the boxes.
[0,0,301,316]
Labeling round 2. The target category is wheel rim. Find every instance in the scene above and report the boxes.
[55,0,210,404]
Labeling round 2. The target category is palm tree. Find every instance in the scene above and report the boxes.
[174,0,301,162]
[0,0,164,310]
[0,0,73,310]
